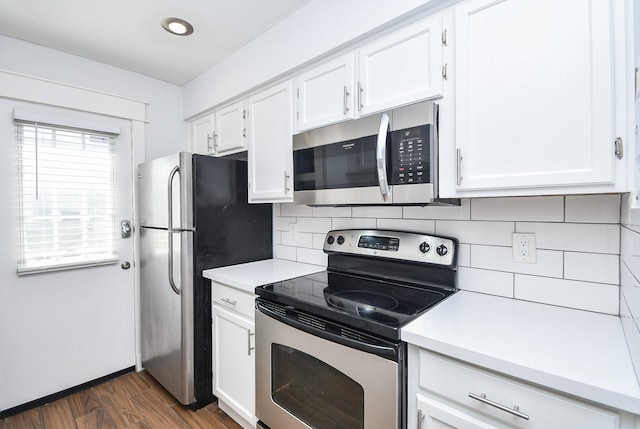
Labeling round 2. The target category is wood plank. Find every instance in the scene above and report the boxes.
[40,398,78,429]
[75,409,118,429]
[1,408,44,429]
[170,402,231,429]
[93,381,142,429]
[67,389,102,420]
[136,372,177,407]
[129,389,188,429]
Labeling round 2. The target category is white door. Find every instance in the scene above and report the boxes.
[417,395,505,429]
[191,113,215,155]
[454,0,615,191]
[215,101,246,155]
[0,99,137,406]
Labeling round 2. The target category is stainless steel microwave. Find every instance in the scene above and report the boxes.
[293,101,441,205]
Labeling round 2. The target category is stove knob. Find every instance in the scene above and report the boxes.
[436,244,448,257]
[327,235,335,245]
[419,242,430,253]
[337,235,345,245]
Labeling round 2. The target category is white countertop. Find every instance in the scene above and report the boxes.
[203,259,325,294]
[402,290,640,414]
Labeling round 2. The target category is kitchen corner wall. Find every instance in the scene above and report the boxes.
[621,196,640,383]
[274,194,621,315]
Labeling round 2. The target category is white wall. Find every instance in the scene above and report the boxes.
[182,0,445,118]
[0,37,184,412]
[0,35,186,160]
[275,195,622,315]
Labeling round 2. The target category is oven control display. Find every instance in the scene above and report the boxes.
[358,235,399,251]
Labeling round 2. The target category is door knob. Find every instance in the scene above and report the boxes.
[121,220,133,238]
[121,261,131,270]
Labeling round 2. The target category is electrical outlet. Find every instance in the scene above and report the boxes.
[288,222,297,239]
[513,233,536,263]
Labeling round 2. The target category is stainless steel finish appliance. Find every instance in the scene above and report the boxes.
[255,229,458,429]
[293,101,444,205]
[138,152,272,408]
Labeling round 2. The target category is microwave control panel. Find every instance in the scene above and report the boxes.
[389,125,431,185]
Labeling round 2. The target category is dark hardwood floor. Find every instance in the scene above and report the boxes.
[0,371,242,429]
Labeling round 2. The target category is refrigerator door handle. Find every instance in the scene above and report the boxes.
[168,165,181,295]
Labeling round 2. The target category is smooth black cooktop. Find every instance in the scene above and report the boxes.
[255,270,454,341]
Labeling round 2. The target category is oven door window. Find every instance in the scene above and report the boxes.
[271,343,364,429]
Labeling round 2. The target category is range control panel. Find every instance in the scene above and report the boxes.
[323,229,457,267]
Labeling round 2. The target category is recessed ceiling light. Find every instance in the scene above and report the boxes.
[161,17,194,36]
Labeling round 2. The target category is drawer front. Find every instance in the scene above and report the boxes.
[419,350,620,429]
[212,282,255,319]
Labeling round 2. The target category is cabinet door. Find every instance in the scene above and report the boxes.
[454,0,614,191]
[215,101,246,155]
[213,305,255,426]
[191,113,215,155]
[297,53,355,132]
[358,14,443,116]
[417,395,507,429]
[247,80,294,203]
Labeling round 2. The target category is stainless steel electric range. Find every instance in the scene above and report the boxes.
[255,229,458,429]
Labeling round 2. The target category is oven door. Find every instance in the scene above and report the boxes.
[255,303,403,429]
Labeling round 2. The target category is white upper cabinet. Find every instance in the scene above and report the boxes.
[296,53,356,132]
[214,100,247,156]
[358,14,444,117]
[247,80,294,203]
[451,0,618,194]
[190,113,215,155]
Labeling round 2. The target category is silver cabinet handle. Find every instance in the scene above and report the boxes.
[468,392,529,420]
[417,409,424,429]
[376,113,391,201]
[167,165,181,295]
[343,85,350,115]
[247,330,255,356]
[456,148,463,186]
[284,171,291,194]
[357,81,364,111]
[220,297,237,306]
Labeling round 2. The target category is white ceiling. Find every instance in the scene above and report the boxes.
[0,0,312,85]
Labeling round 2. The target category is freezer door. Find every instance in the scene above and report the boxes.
[140,227,194,405]
[138,152,194,230]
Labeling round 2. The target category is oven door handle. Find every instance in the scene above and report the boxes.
[256,300,399,360]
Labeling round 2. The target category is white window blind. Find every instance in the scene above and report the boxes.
[15,121,118,275]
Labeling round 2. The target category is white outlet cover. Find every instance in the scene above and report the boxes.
[512,232,537,263]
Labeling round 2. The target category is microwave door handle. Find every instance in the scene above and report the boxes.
[376,113,391,201]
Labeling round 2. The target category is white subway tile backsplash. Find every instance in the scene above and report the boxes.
[296,217,332,233]
[376,218,435,234]
[620,293,640,383]
[275,245,296,261]
[457,244,471,267]
[565,194,621,224]
[471,245,563,278]
[621,226,640,282]
[273,204,281,217]
[515,274,619,315]
[297,247,328,266]
[281,231,314,248]
[331,217,377,230]
[313,233,327,249]
[312,206,352,218]
[274,231,282,245]
[436,221,514,246]
[457,267,514,298]
[516,222,620,254]
[274,216,296,231]
[621,261,640,328]
[280,203,313,217]
[471,196,564,222]
[403,199,471,220]
[564,252,619,285]
[352,206,402,219]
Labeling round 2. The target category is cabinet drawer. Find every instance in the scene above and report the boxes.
[419,350,620,429]
[212,282,255,319]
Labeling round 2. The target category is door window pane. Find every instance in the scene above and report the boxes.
[271,343,364,429]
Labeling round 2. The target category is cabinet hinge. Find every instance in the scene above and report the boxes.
[297,88,300,98]
[242,109,246,119]
[614,137,624,159]
[442,63,448,80]
[297,111,300,120]
[442,29,448,46]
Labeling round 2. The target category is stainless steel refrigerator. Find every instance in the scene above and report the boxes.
[138,152,272,408]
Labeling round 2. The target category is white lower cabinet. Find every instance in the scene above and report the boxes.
[409,346,626,429]
[212,282,256,429]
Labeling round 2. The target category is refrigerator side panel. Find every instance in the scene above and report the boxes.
[138,152,181,228]
[140,226,194,405]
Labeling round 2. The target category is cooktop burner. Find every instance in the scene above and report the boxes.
[255,229,459,341]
